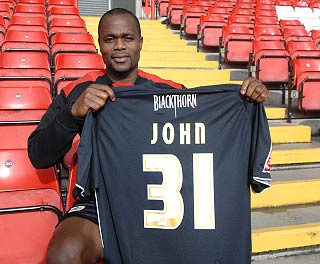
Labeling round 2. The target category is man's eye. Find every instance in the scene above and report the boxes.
[125,37,134,41]
[105,38,114,42]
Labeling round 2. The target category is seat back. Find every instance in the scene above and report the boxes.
[0,148,62,264]
[0,86,52,123]
[0,52,52,91]
[53,53,105,95]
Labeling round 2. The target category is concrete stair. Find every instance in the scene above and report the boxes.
[83,17,320,260]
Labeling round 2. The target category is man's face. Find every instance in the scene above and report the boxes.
[98,14,143,79]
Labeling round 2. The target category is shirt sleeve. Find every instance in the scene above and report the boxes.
[248,102,272,193]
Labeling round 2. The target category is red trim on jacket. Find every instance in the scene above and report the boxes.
[62,69,183,97]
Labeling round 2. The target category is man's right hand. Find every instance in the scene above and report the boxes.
[71,84,115,118]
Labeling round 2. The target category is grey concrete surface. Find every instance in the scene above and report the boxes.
[252,250,320,263]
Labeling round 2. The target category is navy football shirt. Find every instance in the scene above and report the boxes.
[76,83,272,264]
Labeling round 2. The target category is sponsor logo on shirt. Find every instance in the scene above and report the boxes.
[153,94,197,117]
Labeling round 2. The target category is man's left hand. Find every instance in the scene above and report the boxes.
[240,77,269,103]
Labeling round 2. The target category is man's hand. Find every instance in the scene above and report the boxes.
[240,77,269,103]
[71,84,115,118]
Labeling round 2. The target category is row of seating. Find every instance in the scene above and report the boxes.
[0,1,92,263]
[156,0,320,115]
[0,0,101,97]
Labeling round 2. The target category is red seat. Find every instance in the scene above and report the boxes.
[51,32,97,66]
[0,86,52,123]
[207,7,231,21]
[249,40,290,83]
[192,0,213,10]
[279,19,304,31]
[7,15,47,33]
[2,30,50,57]
[311,29,320,46]
[228,15,254,33]
[287,41,319,59]
[0,15,5,46]
[255,9,277,18]
[253,26,284,41]
[0,3,11,27]
[219,25,254,68]
[292,58,320,111]
[53,53,105,96]
[14,3,46,18]
[47,5,80,23]
[156,0,169,17]
[180,6,207,38]
[49,17,88,42]
[0,52,52,94]
[197,14,227,51]
[283,27,313,43]
[0,123,37,148]
[0,148,62,264]
[167,0,189,28]
[254,16,279,26]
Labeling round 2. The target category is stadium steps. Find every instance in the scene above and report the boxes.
[82,17,320,256]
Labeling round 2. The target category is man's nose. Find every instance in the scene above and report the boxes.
[114,38,125,49]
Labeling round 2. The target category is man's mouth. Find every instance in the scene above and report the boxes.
[112,54,129,63]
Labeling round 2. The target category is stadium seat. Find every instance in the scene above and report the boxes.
[254,16,279,26]
[0,52,52,95]
[49,17,88,43]
[191,0,213,10]
[207,6,231,21]
[212,1,234,13]
[179,6,206,38]
[1,30,50,57]
[51,32,97,67]
[0,15,5,47]
[7,15,47,33]
[53,53,105,96]
[287,40,320,59]
[291,58,320,111]
[156,0,169,17]
[197,14,227,51]
[282,27,312,43]
[47,5,80,23]
[18,0,46,4]
[0,123,37,149]
[14,3,46,18]
[219,25,254,68]
[166,0,189,28]
[228,15,254,33]
[249,40,290,84]
[0,3,11,27]
[0,86,52,123]
[0,148,62,263]
[47,0,75,8]
[253,26,284,41]
[311,29,320,46]
[231,7,255,20]
[255,9,277,18]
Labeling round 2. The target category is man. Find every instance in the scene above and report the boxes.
[28,8,269,264]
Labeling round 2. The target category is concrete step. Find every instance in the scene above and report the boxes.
[251,204,320,254]
[265,107,286,120]
[269,123,311,144]
[252,248,320,263]
[252,166,320,208]
[272,141,320,166]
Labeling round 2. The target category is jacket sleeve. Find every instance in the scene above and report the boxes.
[27,90,84,169]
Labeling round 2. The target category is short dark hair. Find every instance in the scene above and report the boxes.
[98,8,141,37]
